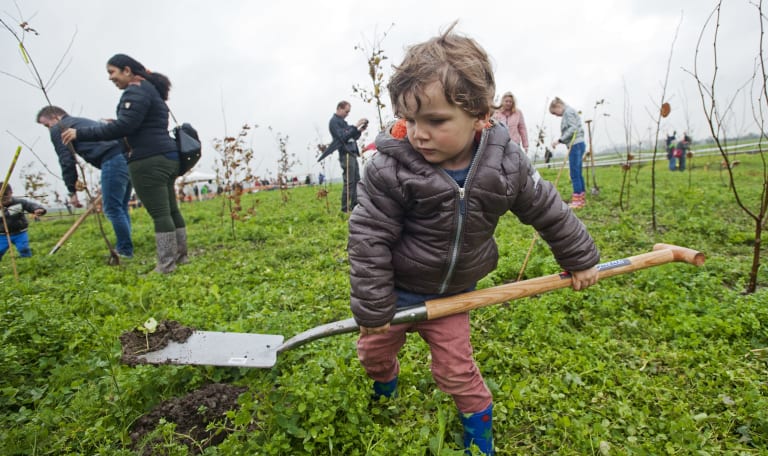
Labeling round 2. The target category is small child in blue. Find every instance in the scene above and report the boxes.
[1,182,47,260]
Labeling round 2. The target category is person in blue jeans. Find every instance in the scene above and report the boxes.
[37,106,134,258]
[666,131,677,171]
[674,133,692,172]
[321,101,368,212]
[1,182,46,260]
[549,97,587,208]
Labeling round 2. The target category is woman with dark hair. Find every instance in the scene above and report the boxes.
[62,54,187,273]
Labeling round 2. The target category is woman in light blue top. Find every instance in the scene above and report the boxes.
[550,96,586,208]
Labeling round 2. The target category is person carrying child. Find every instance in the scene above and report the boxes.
[665,131,677,170]
[549,97,587,208]
[348,23,600,455]
[1,182,47,260]
[673,133,692,172]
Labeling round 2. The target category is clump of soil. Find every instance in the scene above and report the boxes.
[120,320,194,366]
[130,383,248,455]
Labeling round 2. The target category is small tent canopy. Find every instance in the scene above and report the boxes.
[178,170,216,183]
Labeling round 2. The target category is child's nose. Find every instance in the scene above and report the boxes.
[410,122,428,140]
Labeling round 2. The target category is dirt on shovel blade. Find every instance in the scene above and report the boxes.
[120,320,194,366]
[130,383,248,455]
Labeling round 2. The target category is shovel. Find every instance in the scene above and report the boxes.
[49,195,102,255]
[132,243,704,368]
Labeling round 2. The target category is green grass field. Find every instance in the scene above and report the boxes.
[1,151,766,455]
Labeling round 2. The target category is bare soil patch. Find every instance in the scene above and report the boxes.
[120,320,194,366]
[130,383,248,455]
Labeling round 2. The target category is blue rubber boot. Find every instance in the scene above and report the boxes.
[460,403,493,455]
[372,377,398,400]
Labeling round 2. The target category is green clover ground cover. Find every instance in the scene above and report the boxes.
[1,152,766,455]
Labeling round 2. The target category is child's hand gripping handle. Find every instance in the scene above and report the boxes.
[423,243,705,320]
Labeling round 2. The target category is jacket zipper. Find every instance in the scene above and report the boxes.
[439,186,466,293]
[438,129,488,293]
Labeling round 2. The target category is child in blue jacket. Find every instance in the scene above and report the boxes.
[1,182,46,260]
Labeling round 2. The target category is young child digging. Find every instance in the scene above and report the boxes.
[1,182,47,260]
[348,23,600,455]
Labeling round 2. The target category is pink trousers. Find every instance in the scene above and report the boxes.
[356,312,492,413]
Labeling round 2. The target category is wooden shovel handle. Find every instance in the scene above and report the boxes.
[48,195,102,255]
[424,243,705,320]
[277,244,704,353]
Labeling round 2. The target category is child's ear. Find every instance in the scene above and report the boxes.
[473,113,490,132]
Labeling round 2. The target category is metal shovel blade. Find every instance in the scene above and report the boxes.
[135,331,284,368]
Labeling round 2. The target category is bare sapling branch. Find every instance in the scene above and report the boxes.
[271,128,299,204]
[0,146,23,281]
[649,12,682,231]
[0,14,75,105]
[2,11,119,263]
[688,0,768,293]
[619,80,634,211]
[352,23,394,132]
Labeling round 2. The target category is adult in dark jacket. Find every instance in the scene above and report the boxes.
[61,54,187,273]
[37,106,134,258]
[323,101,368,212]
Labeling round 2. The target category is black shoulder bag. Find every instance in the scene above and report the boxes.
[167,105,202,176]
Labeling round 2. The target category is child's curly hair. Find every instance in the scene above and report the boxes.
[388,21,495,119]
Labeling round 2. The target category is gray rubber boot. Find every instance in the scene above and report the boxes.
[153,231,178,274]
[175,227,189,265]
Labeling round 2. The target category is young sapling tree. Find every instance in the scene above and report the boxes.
[352,23,394,132]
[689,1,768,293]
[213,124,257,239]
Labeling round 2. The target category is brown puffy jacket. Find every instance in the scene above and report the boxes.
[348,122,599,328]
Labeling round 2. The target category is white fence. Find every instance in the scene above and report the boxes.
[531,142,762,170]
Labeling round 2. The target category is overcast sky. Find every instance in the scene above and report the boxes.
[0,0,760,198]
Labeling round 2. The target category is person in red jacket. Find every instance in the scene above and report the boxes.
[348,23,600,455]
